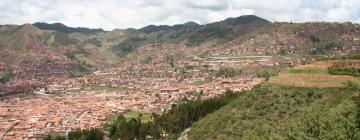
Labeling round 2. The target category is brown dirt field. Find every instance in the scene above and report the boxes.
[294,61,336,70]
[269,74,357,87]
[334,60,360,69]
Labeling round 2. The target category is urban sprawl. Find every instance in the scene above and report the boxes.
[0,43,303,139]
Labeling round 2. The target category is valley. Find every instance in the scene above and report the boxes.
[0,44,269,139]
[1,15,360,139]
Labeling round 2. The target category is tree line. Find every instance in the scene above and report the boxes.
[107,89,242,140]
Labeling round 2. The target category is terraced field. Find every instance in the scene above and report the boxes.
[269,61,360,87]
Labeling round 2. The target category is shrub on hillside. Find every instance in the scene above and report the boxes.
[0,69,14,83]
[328,67,360,77]
[68,128,104,140]
[215,67,243,78]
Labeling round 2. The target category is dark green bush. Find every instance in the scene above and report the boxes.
[0,69,14,83]
[68,128,104,140]
[328,67,360,77]
[215,67,242,78]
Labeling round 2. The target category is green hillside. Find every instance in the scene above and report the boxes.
[190,84,359,139]
[0,24,121,73]
[189,61,360,139]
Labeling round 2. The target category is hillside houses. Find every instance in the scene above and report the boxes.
[17,44,74,81]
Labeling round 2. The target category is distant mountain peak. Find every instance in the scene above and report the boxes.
[139,21,200,34]
[221,15,270,25]
[182,21,200,27]
[20,24,39,33]
[138,15,269,34]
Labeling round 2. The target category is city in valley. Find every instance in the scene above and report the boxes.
[1,43,299,139]
[1,14,360,140]
[2,33,358,139]
[2,0,360,139]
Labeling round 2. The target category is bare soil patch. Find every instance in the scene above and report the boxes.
[269,73,357,87]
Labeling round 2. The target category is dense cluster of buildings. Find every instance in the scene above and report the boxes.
[0,75,263,139]
[0,44,283,139]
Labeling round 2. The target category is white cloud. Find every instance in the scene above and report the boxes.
[0,0,360,30]
[186,0,229,11]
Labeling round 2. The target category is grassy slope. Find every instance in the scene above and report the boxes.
[106,111,153,126]
[189,84,360,139]
[0,24,122,71]
[189,62,360,139]
[269,61,359,87]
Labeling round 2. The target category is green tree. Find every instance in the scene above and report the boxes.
[68,128,104,140]
[166,54,176,67]
[0,69,14,83]
[215,67,242,78]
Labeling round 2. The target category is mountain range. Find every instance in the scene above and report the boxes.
[0,15,359,77]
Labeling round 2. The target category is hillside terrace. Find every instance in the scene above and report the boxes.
[17,44,74,80]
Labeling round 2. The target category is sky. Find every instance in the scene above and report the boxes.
[0,0,360,30]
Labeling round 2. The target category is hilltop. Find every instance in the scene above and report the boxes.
[33,22,105,35]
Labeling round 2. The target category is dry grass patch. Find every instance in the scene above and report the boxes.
[333,59,360,69]
[294,61,335,70]
[269,74,357,87]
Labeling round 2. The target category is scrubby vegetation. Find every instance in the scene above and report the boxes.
[214,67,243,78]
[288,68,328,75]
[44,133,66,140]
[309,34,345,55]
[254,69,278,81]
[165,54,176,67]
[51,32,80,46]
[140,57,153,64]
[86,37,102,47]
[112,40,139,57]
[44,129,104,140]
[329,67,360,77]
[0,69,14,83]
[328,59,360,77]
[33,22,104,35]
[189,82,360,139]
[69,61,92,78]
[64,50,93,78]
[68,128,104,140]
